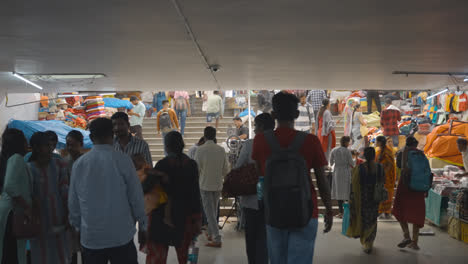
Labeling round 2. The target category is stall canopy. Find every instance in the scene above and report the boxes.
[424,120,468,166]
[8,119,92,149]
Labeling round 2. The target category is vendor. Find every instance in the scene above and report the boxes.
[233,117,249,140]
[456,137,468,175]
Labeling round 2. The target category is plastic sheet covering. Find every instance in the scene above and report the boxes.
[8,119,92,149]
[363,111,381,128]
[102,98,134,109]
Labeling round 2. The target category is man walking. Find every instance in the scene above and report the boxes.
[380,97,401,147]
[206,91,223,129]
[306,90,327,120]
[252,92,333,264]
[128,96,146,139]
[295,93,315,134]
[173,90,191,136]
[157,100,179,153]
[111,112,152,165]
[195,127,230,248]
[68,118,147,264]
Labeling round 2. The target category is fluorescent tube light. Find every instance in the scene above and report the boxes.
[99,93,116,96]
[12,72,43,90]
[427,88,449,100]
[58,94,89,98]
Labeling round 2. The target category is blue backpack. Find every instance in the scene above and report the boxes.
[406,150,433,192]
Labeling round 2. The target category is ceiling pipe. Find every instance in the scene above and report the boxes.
[170,0,221,90]
[393,71,468,76]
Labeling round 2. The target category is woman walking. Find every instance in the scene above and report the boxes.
[317,98,336,161]
[235,113,274,264]
[393,136,427,250]
[350,104,367,150]
[346,147,384,254]
[0,129,31,264]
[27,132,71,264]
[329,136,355,218]
[143,131,202,263]
[375,136,396,219]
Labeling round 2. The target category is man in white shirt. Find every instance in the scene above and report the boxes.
[195,127,230,248]
[295,93,316,134]
[68,118,147,264]
[128,96,146,139]
[206,91,223,129]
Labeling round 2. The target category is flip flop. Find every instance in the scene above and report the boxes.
[397,238,412,248]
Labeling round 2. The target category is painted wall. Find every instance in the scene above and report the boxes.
[0,93,40,134]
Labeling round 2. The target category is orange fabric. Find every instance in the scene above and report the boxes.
[424,121,468,166]
[40,96,49,107]
[317,117,336,153]
[459,93,468,112]
[376,145,396,214]
[156,108,179,131]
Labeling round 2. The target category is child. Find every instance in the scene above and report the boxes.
[131,154,173,227]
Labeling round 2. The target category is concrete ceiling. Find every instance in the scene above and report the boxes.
[0,0,467,93]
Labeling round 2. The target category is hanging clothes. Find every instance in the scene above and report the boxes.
[459,93,468,112]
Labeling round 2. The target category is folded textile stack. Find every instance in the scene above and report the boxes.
[84,96,106,121]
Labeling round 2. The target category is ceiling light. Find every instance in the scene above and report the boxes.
[24,73,106,80]
[99,93,116,96]
[58,94,89,98]
[12,72,43,90]
[464,77,468,82]
[427,88,450,100]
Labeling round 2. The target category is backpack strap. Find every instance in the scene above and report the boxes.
[264,130,282,153]
[288,131,307,153]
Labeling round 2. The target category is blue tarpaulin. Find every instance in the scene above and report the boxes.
[239,109,256,118]
[103,98,134,109]
[8,120,93,149]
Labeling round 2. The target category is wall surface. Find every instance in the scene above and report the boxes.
[0,93,40,134]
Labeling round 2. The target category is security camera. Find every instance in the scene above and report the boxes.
[209,64,221,72]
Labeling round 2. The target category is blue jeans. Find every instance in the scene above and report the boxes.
[176,109,187,136]
[266,218,318,264]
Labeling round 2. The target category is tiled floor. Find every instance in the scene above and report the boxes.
[134,219,468,264]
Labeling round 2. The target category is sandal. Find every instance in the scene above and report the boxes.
[408,242,420,250]
[397,238,412,248]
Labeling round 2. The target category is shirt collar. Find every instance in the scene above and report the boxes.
[114,134,135,145]
[205,140,215,145]
[93,144,114,150]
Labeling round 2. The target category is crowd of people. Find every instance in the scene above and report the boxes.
[0,90,431,264]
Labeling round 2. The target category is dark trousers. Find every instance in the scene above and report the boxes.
[130,125,143,139]
[338,200,345,214]
[82,240,138,264]
[367,91,382,113]
[244,205,268,264]
[2,212,18,264]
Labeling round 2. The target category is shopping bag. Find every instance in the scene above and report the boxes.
[342,203,350,236]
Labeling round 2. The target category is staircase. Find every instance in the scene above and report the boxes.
[142,96,345,216]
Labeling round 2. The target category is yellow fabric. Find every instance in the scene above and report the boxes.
[376,145,396,214]
[453,95,460,112]
[363,112,381,128]
[446,94,454,112]
[346,167,362,238]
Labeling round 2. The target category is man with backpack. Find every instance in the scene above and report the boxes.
[393,136,432,250]
[156,100,179,154]
[252,92,333,264]
[173,91,191,136]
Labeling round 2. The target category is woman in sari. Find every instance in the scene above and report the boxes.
[317,98,336,162]
[27,132,71,264]
[375,136,396,219]
[347,147,384,254]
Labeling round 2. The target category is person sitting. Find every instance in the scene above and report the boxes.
[233,117,249,140]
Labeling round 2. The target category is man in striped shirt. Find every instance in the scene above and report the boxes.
[112,112,153,165]
[295,94,316,134]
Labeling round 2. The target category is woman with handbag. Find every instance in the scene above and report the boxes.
[234,113,275,264]
[375,136,397,219]
[0,129,32,264]
[27,132,71,264]
[142,131,202,263]
[346,147,385,254]
[350,104,368,150]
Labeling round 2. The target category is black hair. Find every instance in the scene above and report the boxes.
[272,92,299,121]
[111,112,129,123]
[89,118,114,140]
[385,97,393,105]
[376,136,387,147]
[66,130,84,145]
[457,137,468,146]
[130,96,139,102]
[165,131,185,154]
[214,91,220,95]
[340,136,351,147]
[0,128,27,190]
[45,130,58,142]
[204,126,217,141]
[298,92,307,99]
[162,100,169,105]
[352,103,361,120]
[318,98,330,119]
[406,136,419,147]
[29,132,50,162]
[254,113,275,131]
[364,147,377,174]
[197,136,206,146]
[233,117,242,122]
[131,153,147,170]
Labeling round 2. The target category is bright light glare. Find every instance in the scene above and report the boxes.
[427,88,449,100]
[12,72,43,90]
